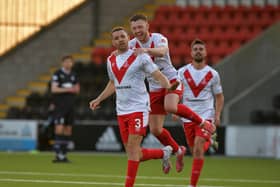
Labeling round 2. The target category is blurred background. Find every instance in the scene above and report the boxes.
[0,0,280,159]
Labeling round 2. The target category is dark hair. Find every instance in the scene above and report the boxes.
[129,14,148,22]
[111,26,127,35]
[61,55,73,62]
[191,38,205,48]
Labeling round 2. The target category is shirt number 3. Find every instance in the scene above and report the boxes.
[135,118,142,128]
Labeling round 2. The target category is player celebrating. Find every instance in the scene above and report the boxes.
[177,39,224,187]
[128,14,215,173]
[89,27,179,187]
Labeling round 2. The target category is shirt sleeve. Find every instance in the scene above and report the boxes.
[212,71,223,94]
[128,40,134,49]
[177,67,184,81]
[51,71,59,84]
[154,34,168,48]
[141,53,158,74]
[106,59,114,80]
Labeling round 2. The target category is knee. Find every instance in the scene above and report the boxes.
[126,143,140,158]
[149,126,161,136]
[55,125,64,134]
[192,147,204,158]
[193,140,205,158]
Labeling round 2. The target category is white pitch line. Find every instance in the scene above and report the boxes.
[0,178,226,187]
[0,170,279,184]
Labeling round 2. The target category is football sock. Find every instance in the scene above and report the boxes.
[204,140,211,152]
[176,104,203,124]
[156,128,179,153]
[140,148,163,161]
[190,158,204,186]
[61,135,69,157]
[54,135,64,157]
[125,160,139,187]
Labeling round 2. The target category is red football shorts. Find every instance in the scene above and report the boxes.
[117,112,148,144]
[150,79,183,115]
[183,120,212,148]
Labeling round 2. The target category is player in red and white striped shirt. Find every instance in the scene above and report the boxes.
[178,39,224,187]
[128,14,216,174]
[90,27,179,187]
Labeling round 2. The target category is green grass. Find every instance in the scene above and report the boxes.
[0,152,279,187]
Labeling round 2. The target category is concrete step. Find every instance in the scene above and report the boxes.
[28,81,48,94]
[72,53,91,63]
[39,74,52,82]
[5,96,25,108]
[94,39,111,47]
[0,111,7,118]
[16,89,32,97]
[0,104,9,112]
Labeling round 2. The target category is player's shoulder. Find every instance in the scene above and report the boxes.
[129,37,137,42]
[205,65,220,75]
[151,32,165,38]
[129,37,137,46]
[151,33,167,40]
[52,69,62,81]
[178,63,191,70]
[53,69,62,76]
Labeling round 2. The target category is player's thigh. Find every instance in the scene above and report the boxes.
[164,93,180,112]
[117,115,129,145]
[150,90,167,115]
[53,106,67,125]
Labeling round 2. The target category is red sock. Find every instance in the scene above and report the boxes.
[141,148,163,161]
[125,160,139,187]
[156,128,179,153]
[190,158,204,186]
[176,104,203,124]
[204,140,211,152]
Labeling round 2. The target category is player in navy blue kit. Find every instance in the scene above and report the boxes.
[51,55,80,163]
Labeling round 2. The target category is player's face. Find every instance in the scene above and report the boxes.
[112,30,129,51]
[62,58,74,70]
[191,44,207,63]
[130,19,149,43]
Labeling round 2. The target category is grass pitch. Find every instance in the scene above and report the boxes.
[0,152,279,187]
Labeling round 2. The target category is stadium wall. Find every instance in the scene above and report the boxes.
[0,1,94,102]
[216,22,280,124]
[2,119,280,159]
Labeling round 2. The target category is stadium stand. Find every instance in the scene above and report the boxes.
[84,2,280,67]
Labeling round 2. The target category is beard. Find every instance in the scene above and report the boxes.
[194,53,204,63]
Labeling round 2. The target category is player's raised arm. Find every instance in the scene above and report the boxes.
[134,46,168,57]
[89,80,115,110]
